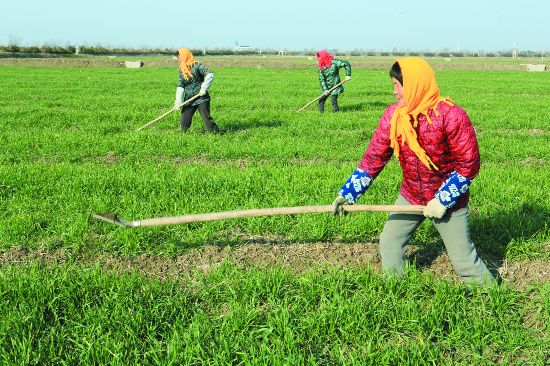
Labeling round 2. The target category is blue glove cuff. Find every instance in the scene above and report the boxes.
[338,169,373,204]
[435,171,472,208]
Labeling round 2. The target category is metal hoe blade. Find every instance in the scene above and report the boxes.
[92,213,134,228]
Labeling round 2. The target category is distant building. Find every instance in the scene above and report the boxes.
[234,41,252,52]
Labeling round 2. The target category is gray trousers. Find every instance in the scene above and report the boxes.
[379,195,495,285]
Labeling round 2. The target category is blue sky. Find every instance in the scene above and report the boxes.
[3,0,548,51]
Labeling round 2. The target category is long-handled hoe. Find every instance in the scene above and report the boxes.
[92,204,424,228]
[297,79,348,112]
[136,94,201,131]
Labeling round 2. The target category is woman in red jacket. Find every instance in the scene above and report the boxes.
[332,57,495,285]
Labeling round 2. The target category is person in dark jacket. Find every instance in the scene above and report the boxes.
[174,48,220,132]
[332,57,495,285]
[316,50,351,113]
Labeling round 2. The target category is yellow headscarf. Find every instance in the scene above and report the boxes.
[177,48,197,80]
[389,57,454,170]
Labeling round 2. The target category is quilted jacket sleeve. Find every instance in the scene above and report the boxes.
[357,105,395,179]
[334,59,351,77]
[444,106,480,180]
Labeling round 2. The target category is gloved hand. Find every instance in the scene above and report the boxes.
[423,198,447,219]
[331,196,348,216]
[198,87,207,96]
[345,76,351,81]
[323,90,330,96]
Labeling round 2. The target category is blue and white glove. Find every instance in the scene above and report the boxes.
[332,168,373,215]
[424,171,472,218]
[435,171,472,208]
[339,168,373,203]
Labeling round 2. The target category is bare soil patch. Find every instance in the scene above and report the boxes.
[520,157,546,166]
[99,150,117,164]
[1,243,548,290]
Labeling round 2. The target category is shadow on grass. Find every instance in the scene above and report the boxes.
[412,203,549,278]
[473,203,549,257]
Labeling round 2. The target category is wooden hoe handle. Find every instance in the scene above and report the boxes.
[297,79,348,112]
[136,94,201,131]
[93,204,425,228]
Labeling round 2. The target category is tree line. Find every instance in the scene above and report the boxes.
[0,44,546,58]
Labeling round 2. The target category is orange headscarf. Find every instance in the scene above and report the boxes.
[177,48,197,80]
[389,57,454,170]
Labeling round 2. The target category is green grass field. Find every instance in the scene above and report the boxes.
[0,61,548,364]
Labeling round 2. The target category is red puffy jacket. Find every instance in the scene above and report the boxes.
[358,102,480,210]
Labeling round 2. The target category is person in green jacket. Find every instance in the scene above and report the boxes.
[174,48,220,133]
[316,50,351,113]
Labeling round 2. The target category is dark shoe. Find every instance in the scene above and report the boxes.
[208,123,221,133]
[209,127,224,134]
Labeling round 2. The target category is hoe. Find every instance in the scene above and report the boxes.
[136,94,201,131]
[297,79,348,112]
[92,204,424,228]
